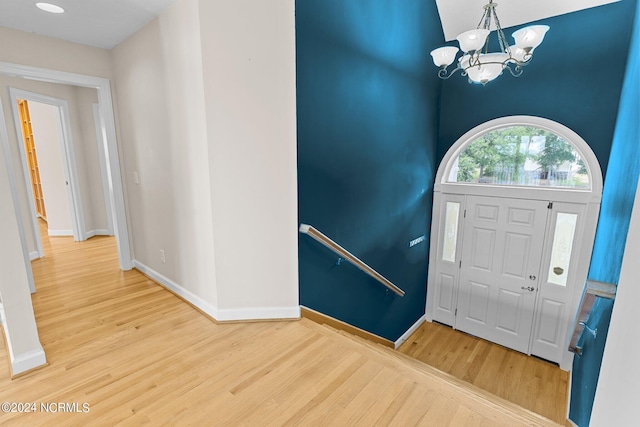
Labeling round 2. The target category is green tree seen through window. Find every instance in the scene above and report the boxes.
[453,126,588,188]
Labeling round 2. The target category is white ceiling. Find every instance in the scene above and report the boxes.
[436,0,620,41]
[0,0,623,50]
[0,0,177,49]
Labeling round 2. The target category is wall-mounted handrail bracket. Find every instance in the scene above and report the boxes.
[578,321,597,339]
[299,224,405,297]
[569,280,616,356]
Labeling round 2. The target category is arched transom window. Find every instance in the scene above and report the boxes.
[447,126,590,190]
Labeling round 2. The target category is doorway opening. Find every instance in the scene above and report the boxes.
[0,62,133,296]
[12,90,87,252]
[426,116,602,371]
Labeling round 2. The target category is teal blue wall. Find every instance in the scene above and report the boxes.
[296,2,638,423]
[570,1,640,425]
[296,0,442,340]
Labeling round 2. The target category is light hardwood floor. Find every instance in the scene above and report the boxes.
[0,222,561,426]
[398,320,569,424]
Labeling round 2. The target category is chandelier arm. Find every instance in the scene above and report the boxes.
[437,65,464,80]
[521,52,534,63]
[504,62,524,77]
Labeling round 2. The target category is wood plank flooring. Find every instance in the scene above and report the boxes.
[0,222,561,425]
[398,320,569,424]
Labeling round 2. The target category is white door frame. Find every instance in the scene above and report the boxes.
[0,97,37,293]
[0,62,133,278]
[92,103,115,236]
[9,88,85,246]
[426,116,603,371]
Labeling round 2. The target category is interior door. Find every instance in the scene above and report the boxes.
[455,196,549,354]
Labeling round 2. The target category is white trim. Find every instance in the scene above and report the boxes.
[427,116,603,370]
[438,183,598,204]
[0,96,37,294]
[567,368,575,424]
[0,61,133,271]
[8,94,44,258]
[395,314,426,349]
[133,260,220,320]
[216,306,301,322]
[9,347,47,376]
[47,229,74,237]
[425,191,442,323]
[92,103,114,236]
[0,307,46,375]
[85,229,111,239]
[133,260,301,322]
[29,251,40,261]
[9,88,86,243]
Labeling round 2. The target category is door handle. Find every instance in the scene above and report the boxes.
[521,286,535,292]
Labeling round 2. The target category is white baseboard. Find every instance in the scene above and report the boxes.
[395,314,426,349]
[216,306,300,321]
[133,260,220,320]
[29,251,40,261]
[1,313,46,375]
[48,229,73,236]
[85,229,111,239]
[11,347,47,376]
[133,260,300,322]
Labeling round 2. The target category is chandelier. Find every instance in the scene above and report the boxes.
[430,1,549,85]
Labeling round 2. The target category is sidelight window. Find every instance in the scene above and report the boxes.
[547,212,578,286]
[442,202,460,262]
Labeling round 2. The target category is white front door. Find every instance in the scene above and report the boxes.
[455,196,549,354]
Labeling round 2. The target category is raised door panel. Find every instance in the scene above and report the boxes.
[456,196,549,354]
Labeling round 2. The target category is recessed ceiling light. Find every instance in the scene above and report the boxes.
[36,2,65,14]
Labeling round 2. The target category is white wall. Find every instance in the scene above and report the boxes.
[198,0,299,317]
[111,0,299,320]
[0,26,112,79]
[28,101,73,234]
[111,0,218,309]
[590,177,640,426]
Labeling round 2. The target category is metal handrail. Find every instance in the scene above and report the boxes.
[299,224,405,297]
